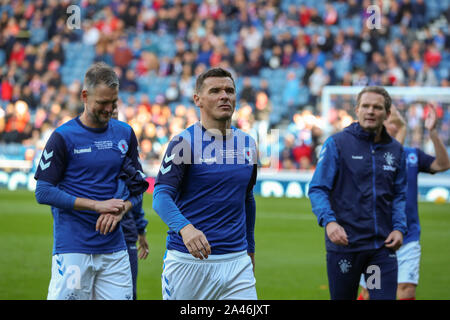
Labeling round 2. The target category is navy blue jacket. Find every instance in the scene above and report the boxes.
[115,157,149,243]
[309,122,407,252]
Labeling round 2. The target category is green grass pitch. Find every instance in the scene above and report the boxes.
[0,189,449,300]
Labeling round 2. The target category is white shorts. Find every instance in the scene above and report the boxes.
[47,250,133,300]
[359,241,421,288]
[162,250,257,300]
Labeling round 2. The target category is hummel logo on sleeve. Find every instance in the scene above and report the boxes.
[39,149,53,170]
[43,149,53,160]
[317,146,327,163]
[160,153,175,175]
[164,153,175,163]
[160,165,172,175]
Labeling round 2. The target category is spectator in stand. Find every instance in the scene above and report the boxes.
[254,89,272,155]
[283,71,301,110]
[324,3,338,26]
[45,40,65,68]
[121,68,139,93]
[279,133,297,170]
[240,77,256,106]
[292,139,312,169]
[308,66,329,108]
[417,63,438,87]
[423,43,442,69]
[113,37,134,71]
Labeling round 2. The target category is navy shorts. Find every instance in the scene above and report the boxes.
[326,246,398,300]
[126,242,138,300]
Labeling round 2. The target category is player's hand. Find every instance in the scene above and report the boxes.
[95,211,126,235]
[93,199,126,214]
[425,103,437,131]
[326,221,349,246]
[384,230,403,251]
[179,224,211,260]
[248,252,255,274]
[138,234,149,259]
[121,200,133,215]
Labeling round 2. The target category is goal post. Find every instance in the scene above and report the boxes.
[320,85,450,137]
[319,85,450,202]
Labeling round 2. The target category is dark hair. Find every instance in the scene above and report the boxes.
[83,62,119,92]
[195,67,235,93]
[356,86,392,113]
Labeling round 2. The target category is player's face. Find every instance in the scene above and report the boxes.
[194,77,236,122]
[355,92,390,133]
[82,83,118,128]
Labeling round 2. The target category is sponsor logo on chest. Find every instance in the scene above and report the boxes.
[74,147,92,154]
[73,140,127,156]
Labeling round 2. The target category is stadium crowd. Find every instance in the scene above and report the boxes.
[0,0,449,172]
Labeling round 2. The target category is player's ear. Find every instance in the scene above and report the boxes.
[193,93,202,108]
[81,89,89,104]
[385,109,391,121]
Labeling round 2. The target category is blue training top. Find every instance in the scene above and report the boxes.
[153,122,257,255]
[34,117,141,254]
[403,147,435,244]
[114,156,149,243]
[309,122,407,253]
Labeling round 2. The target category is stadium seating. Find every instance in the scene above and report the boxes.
[0,0,449,172]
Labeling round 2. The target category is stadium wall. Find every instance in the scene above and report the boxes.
[1,168,449,203]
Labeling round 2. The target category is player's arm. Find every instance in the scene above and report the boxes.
[121,128,147,209]
[308,137,348,246]
[385,150,407,250]
[95,129,148,234]
[387,104,407,145]
[425,104,450,173]
[132,201,148,237]
[152,136,211,259]
[153,183,211,259]
[132,203,149,259]
[245,164,257,272]
[36,180,127,211]
[34,131,126,214]
[94,178,137,235]
[152,136,191,233]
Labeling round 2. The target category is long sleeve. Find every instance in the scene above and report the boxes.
[308,137,340,228]
[114,177,143,208]
[152,184,191,234]
[35,179,76,210]
[131,201,149,235]
[245,189,256,253]
[391,150,407,234]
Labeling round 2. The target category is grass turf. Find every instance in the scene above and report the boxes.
[0,190,449,300]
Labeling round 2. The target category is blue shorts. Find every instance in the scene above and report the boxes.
[360,241,421,287]
[327,247,398,300]
[127,242,138,300]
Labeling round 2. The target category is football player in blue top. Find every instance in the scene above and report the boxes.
[112,108,150,300]
[34,62,144,300]
[358,103,450,300]
[309,86,407,300]
[152,68,258,300]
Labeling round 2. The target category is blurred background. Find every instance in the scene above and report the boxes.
[0,0,449,199]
